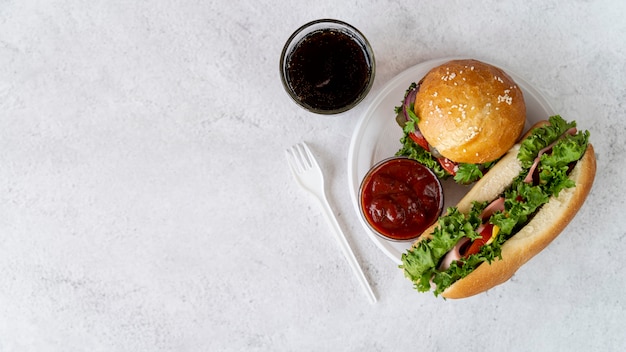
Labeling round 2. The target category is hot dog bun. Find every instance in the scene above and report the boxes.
[416,59,526,164]
[441,143,596,299]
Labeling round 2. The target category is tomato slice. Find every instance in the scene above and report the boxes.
[437,156,457,176]
[408,131,430,151]
[463,224,495,257]
[409,131,458,176]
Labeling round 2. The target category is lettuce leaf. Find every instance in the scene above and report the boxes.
[539,130,590,196]
[518,115,577,168]
[454,163,484,184]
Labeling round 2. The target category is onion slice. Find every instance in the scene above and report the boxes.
[402,85,419,122]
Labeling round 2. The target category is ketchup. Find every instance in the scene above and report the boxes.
[360,158,443,241]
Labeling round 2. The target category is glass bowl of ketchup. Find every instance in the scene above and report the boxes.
[280,19,375,114]
[359,157,444,242]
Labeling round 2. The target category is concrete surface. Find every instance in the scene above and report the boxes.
[1,0,625,351]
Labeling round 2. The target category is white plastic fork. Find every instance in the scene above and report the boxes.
[285,142,377,304]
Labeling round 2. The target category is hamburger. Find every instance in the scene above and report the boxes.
[396,59,527,183]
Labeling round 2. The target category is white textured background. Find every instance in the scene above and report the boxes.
[1,0,625,351]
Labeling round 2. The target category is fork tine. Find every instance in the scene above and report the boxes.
[285,147,302,174]
[287,143,310,171]
[301,142,318,169]
[294,143,311,170]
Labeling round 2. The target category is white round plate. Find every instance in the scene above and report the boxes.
[347,57,555,264]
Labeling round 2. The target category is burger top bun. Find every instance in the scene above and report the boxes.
[415,59,526,164]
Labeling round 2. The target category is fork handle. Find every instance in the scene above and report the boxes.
[317,196,377,304]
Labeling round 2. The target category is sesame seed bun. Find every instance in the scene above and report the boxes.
[415,59,526,164]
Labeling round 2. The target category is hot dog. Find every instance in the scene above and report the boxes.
[399,116,596,298]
